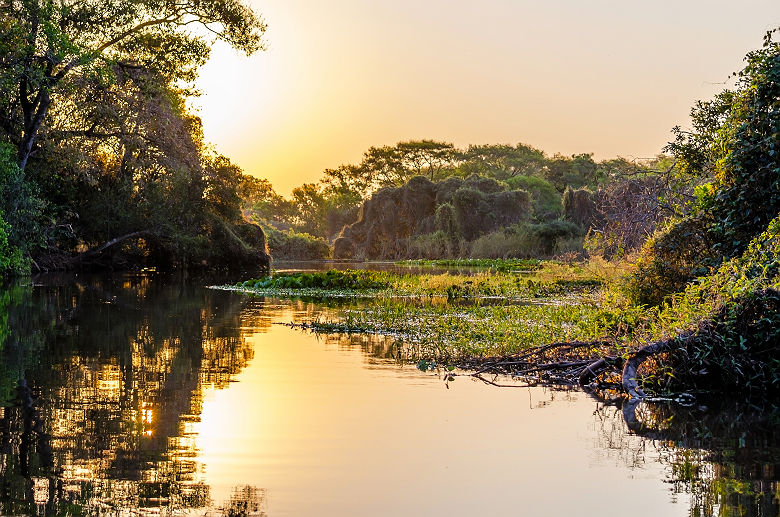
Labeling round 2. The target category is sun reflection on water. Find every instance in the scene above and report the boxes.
[0,275,775,516]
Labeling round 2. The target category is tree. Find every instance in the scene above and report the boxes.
[545,153,598,191]
[239,175,292,226]
[359,140,460,188]
[0,1,270,271]
[395,140,460,181]
[667,28,780,260]
[0,0,265,171]
[627,28,780,305]
[289,183,327,238]
[461,143,546,179]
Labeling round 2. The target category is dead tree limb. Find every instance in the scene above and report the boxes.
[68,230,150,265]
[621,339,673,399]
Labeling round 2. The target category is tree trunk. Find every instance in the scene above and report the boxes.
[18,89,51,172]
[71,230,150,264]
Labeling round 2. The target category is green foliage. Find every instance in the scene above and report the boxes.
[470,221,584,259]
[451,187,490,241]
[434,203,458,239]
[448,184,532,241]
[624,217,715,306]
[273,140,635,247]
[398,258,542,271]
[666,288,780,393]
[408,231,464,258]
[0,1,268,272]
[226,262,610,359]
[620,31,780,306]
[305,298,603,359]
[0,142,44,275]
[0,216,23,276]
[264,226,331,260]
[460,143,546,179]
[240,270,390,291]
[666,30,780,263]
[504,175,561,217]
[545,153,598,191]
[610,215,780,394]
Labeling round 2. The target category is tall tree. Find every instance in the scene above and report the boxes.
[0,0,265,171]
[461,143,546,179]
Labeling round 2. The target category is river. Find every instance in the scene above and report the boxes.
[0,273,776,516]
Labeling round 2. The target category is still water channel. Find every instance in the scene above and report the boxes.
[0,274,776,516]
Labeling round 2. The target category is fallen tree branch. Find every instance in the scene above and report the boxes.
[579,356,622,387]
[621,339,673,399]
[68,230,151,265]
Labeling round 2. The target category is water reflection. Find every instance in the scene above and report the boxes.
[619,400,779,516]
[0,275,776,516]
[0,274,262,515]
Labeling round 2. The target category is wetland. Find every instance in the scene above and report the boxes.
[0,271,776,516]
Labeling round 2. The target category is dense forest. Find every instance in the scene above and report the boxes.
[242,140,678,261]
[0,0,271,275]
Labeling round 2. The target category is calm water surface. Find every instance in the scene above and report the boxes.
[0,274,776,516]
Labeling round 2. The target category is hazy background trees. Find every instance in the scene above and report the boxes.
[242,137,677,261]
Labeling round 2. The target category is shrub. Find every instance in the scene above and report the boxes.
[0,216,23,277]
[452,187,490,240]
[504,175,561,217]
[0,142,44,274]
[639,216,780,393]
[408,231,465,259]
[665,32,780,263]
[624,217,715,306]
[463,174,504,193]
[434,203,458,239]
[493,190,532,225]
[264,226,331,260]
[469,230,530,258]
[562,186,595,227]
[469,220,584,258]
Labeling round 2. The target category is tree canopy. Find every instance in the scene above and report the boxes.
[0,0,270,274]
[629,28,780,305]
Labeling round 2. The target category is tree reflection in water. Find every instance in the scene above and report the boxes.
[595,398,779,517]
[0,274,267,515]
[0,275,776,516]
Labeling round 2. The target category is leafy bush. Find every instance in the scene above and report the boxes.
[408,231,465,259]
[637,216,780,393]
[469,220,584,258]
[434,203,458,239]
[504,175,561,217]
[0,142,44,275]
[663,288,780,393]
[469,229,530,258]
[562,186,595,226]
[450,186,531,241]
[264,226,331,260]
[0,216,23,277]
[665,31,780,265]
[624,217,716,306]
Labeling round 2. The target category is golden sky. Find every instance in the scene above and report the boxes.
[194,1,780,194]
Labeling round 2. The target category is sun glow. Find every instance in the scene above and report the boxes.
[194,0,780,195]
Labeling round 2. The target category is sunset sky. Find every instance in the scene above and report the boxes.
[195,1,780,194]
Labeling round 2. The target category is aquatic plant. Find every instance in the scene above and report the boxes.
[239,269,391,291]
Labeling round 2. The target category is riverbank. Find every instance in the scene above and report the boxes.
[219,250,780,402]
